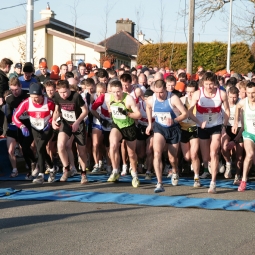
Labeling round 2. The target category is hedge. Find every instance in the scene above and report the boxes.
[137,42,255,73]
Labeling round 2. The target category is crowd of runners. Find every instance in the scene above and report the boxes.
[0,57,255,193]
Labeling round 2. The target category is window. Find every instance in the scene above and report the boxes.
[71,54,85,65]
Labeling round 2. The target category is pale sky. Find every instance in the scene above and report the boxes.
[0,0,250,44]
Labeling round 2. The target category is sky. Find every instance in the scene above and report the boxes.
[0,0,250,45]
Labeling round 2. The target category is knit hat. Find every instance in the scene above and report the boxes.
[29,82,42,95]
[66,60,73,65]
[23,62,34,73]
[50,65,60,80]
[175,82,186,92]
[103,61,111,69]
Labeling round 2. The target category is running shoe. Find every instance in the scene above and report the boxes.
[121,165,128,176]
[33,175,44,184]
[60,170,71,182]
[145,172,152,180]
[193,178,201,188]
[10,170,18,178]
[233,175,241,185]
[32,163,39,178]
[208,182,217,194]
[106,165,112,175]
[25,173,33,180]
[200,172,211,179]
[92,165,101,173]
[48,171,56,183]
[70,167,78,176]
[154,183,165,193]
[163,164,171,176]
[224,164,232,179]
[171,173,179,186]
[81,174,88,184]
[132,176,140,188]
[45,167,50,174]
[219,161,225,174]
[167,170,173,178]
[107,172,120,182]
[238,181,247,192]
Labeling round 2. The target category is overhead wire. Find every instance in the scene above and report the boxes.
[0,0,39,11]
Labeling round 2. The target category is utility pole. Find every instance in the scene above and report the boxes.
[26,0,34,63]
[187,0,195,74]
[226,0,233,73]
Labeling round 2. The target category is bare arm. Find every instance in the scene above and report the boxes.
[145,96,153,135]
[221,90,230,126]
[126,95,142,120]
[52,105,60,130]
[232,99,245,134]
[188,90,203,127]
[171,94,188,123]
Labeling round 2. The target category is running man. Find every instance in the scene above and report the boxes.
[232,82,255,191]
[189,72,230,193]
[13,82,56,184]
[105,80,142,187]
[221,86,243,184]
[179,81,201,187]
[146,79,188,193]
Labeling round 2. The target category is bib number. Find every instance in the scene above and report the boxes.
[203,113,217,126]
[156,112,172,126]
[111,106,126,120]
[62,109,76,122]
[30,117,44,130]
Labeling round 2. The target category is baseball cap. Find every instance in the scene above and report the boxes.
[15,63,22,69]
[29,82,42,95]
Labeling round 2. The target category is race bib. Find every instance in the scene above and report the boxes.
[30,117,44,130]
[155,112,172,126]
[61,109,76,122]
[111,106,126,120]
[203,112,218,126]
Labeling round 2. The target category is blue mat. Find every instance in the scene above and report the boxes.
[1,188,255,212]
[1,173,254,190]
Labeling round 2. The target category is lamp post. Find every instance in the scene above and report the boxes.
[226,0,233,73]
[26,0,34,63]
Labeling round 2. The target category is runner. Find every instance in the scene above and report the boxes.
[189,72,230,193]
[179,81,201,187]
[119,73,143,175]
[232,82,255,191]
[105,80,142,187]
[146,79,188,193]
[13,82,56,184]
[6,77,37,179]
[136,89,154,180]
[52,80,88,184]
[221,86,243,184]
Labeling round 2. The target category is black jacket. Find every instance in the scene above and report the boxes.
[0,69,9,98]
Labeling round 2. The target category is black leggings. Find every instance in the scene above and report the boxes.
[32,127,53,173]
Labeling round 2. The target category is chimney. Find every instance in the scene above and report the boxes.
[40,3,56,19]
[138,30,144,42]
[116,18,135,37]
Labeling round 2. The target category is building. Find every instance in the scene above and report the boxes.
[99,18,151,68]
[0,5,105,70]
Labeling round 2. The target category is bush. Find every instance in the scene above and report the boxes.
[137,42,255,73]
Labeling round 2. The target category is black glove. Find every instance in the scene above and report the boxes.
[118,107,127,116]
[100,117,109,128]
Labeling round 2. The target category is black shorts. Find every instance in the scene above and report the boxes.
[112,122,137,142]
[59,120,86,146]
[153,122,181,144]
[136,124,152,141]
[102,130,110,147]
[51,129,59,142]
[6,129,18,141]
[225,126,243,143]
[197,125,222,140]
[181,128,198,143]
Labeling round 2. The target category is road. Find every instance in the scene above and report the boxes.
[1,178,255,255]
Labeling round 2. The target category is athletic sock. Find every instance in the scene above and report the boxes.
[12,168,18,172]
[112,169,119,174]
[194,174,199,179]
[226,162,231,166]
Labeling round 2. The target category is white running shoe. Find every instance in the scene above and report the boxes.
[121,165,128,176]
[171,173,179,186]
[219,161,225,174]
[193,178,201,188]
[208,182,217,194]
[224,164,232,179]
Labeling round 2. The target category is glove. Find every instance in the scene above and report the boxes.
[21,126,30,137]
[100,117,109,128]
[118,107,127,116]
[43,123,51,131]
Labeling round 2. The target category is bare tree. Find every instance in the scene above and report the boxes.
[135,2,144,39]
[158,0,165,67]
[184,0,255,41]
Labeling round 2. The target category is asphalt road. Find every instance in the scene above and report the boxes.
[1,178,255,255]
